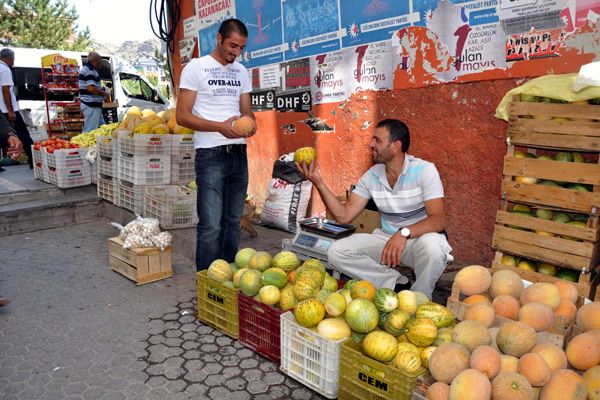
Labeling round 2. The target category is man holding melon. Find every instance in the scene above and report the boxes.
[176,19,256,271]
[297,119,453,298]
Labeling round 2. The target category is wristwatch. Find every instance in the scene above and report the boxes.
[399,227,411,239]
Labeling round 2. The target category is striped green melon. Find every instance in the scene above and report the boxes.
[239,269,262,296]
[279,284,297,311]
[261,268,288,289]
[416,302,455,328]
[433,326,454,346]
[406,317,438,347]
[248,251,272,271]
[316,288,332,303]
[234,248,256,269]
[375,288,399,313]
[258,285,280,305]
[294,299,325,328]
[295,266,325,287]
[293,277,319,301]
[322,274,338,292]
[378,312,389,329]
[344,279,359,291]
[301,258,326,273]
[271,251,301,272]
[362,331,398,363]
[345,298,379,334]
[384,309,411,336]
[207,259,233,283]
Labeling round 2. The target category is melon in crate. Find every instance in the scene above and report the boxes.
[239,269,262,296]
[248,251,272,271]
[235,247,256,269]
[345,298,379,333]
[271,251,301,272]
[207,259,233,283]
[362,330,398,363]
[294,298,325,328]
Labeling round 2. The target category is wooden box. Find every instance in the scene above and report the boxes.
[108,237,173,285]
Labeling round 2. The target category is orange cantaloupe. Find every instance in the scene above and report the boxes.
[518,352,551,387]
[518,302,554,332]
[469,345,501,379]
[566,332,600,371]
[583,365,600,400]
[452,320,491,352]
[540,369,588,400]
[428,343,470,384]
[554,280,579,304]
[455,265,492,296]
[554,299,577,325]
[425,381,450,400]
[449,369,491,400]
[532,342,567,372]
[490,269,524,299]
[496,321,537,358]
[491,372,534,400]
[519,282,561,310]
[576,302,600,332]
[492,294,520,320]
[464,302,496,328]
[464,294,491,306]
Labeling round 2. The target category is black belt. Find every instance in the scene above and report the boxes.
[198,144,246,153]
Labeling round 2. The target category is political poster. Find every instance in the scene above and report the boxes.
[344,41,393,94]
[282,0,341,61]
[498,0,567,35]
[281,58,311,91]
[339,0,417,47]
[197,0,236,56]
[235,0,284,68]
[310,51,346,104]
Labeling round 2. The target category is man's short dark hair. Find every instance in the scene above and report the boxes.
[218,19,248,39]
[376,119,410,152]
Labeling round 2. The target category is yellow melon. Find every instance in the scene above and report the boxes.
[449,369,491,400]
[583,365,600,400]
[452,320,491,352]
[566,332,600,371]
[532,342,567,372]
[455,265,492,296]
[496,321,537,357]
[540,369,588,400]
[519,282,561,310]
[518,302,554,332]
[490,269,524,299]
[554,281,579,303]
[576,302,600,332]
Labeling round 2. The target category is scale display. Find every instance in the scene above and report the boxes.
[299,218,356,239]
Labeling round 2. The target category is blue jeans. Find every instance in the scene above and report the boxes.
[80,103,105,132]
[195,144,248,271]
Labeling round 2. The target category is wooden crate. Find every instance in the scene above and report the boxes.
[108,237,173,285]
[446,281,573,348]
[492,251,600,300]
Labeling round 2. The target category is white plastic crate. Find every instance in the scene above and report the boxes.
[91,162,97,185]
[31,145,42,164]
[280,312,344,399]
[117,179,145,214]
[97,136,116,158]
[143,185,197,229]
[117,130,170,155]
[170,154,195,185]
[170,134,195,156]
[43,147,88,169]
[33,162,46,181]
[117,153,170,185]
[45,165,91,189]
[97,155,116,177]
[97,175,116,203]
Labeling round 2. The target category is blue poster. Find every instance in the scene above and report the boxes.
[282,0,341,61]
[412,0,442,27]
[340,0,413,46]
[236,0,284,68]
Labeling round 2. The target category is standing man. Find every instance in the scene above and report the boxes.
[297,119,453,299]
[0,48,33,168]
[78,52,110,132]
[176,19,256,271]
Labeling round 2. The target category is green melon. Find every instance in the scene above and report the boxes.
[293,277,319,301]
[324,292,347,317]
[233,267,248,288]
[207,259,233,283]
[378,312,389,330]
[375,288,399,313]
[234,248,256,269]
[316,288,332,303]
[301,258,326,273]
[261,268,288,289]
[322,274,339,292]
[557,268,579,282]
[345,298,379,334]
[279,284,297,311]
[223,281,235,289]
[248,251,272,271]
[258,285,280,305]
[295,266,325,287]
[344,279,359,291]
[384,309,411,336]
[239,269,263,296]
[271,251,301,272]
[416,302,455,328]
[294,299,325,328]
[362,331,398,363]
[229,262,239,273]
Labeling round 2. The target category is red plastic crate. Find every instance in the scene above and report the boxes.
[238,292,283,364]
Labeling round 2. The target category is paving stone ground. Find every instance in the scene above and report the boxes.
[0,219,326,399]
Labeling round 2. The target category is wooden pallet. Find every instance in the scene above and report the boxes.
[108,237,173,285]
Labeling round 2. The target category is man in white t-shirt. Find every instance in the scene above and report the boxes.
[297,120,453,298]
[0,48,33,168]
[176,19,256,271]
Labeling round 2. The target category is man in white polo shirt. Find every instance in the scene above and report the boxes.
[297,119,453,298]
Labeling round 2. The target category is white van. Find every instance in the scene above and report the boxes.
[10,47,170,136]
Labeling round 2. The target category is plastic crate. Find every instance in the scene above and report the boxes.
[43,147,88,169]
[196,270,239,339]
[31,145,42,164]
[238,293,283,364]
[117,130,170,155]
[143,185,197,229]
[117,179,145,214]
[91,162,97,185]
[171,134,195,156]
[117,152,170,185]
[280,312,345,399]
[338,339,426,400]
[97,174,116,203]
[97,155,116,177]
[33,162,46,181]
[170,154,195,185]
[45,165,91,189]
[97,136,115,158]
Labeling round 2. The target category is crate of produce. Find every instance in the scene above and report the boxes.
[507,96,600,152]
[33,162,46,181]
[238,292,283,364]
[170,154,195,185]
[196,270,239,339]
[171,134,195,156]
[338,339,426,400]
[117,152,170,186]
[108,236,172,285]
[31,145,42,164]
[117,130,170,155]
[492,251,600,301]
[97,155,116,177]
[43,147,88,169]
[97,174,117,203]
[45,164,91,189]
[117,179,145,215]
[143,185,197,229]
[280,312,345,399]
[97,136,116,158]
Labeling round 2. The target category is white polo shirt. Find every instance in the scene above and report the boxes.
[0,60,18,113]
[352,155,444,234]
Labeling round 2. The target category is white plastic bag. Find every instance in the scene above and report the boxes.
[112,215,171,249]
[573,61,600,92]
[260,153,312,233]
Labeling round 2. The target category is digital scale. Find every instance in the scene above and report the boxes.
[282,218,356,278]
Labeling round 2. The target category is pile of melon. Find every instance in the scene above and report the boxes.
[422,265,600,400]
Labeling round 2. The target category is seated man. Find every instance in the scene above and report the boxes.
[296,119,453,298]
